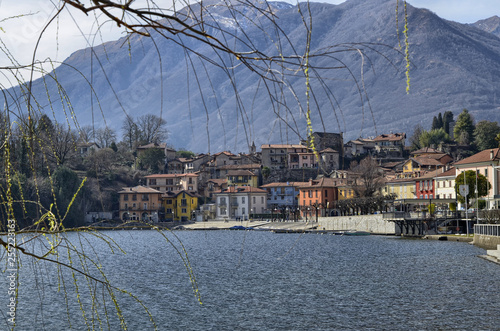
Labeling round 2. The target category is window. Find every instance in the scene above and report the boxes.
[181,199,187,206]
[253,197,256,204]
[303,191,306,198]
[242,207,246,215]
[315,190,318,198]
[166,199,173,205]
[149,179,157,185]
[142,194,148,201]
[182,208,187,213]
[325,190,328,197]
[242,197,245,204]
[437,182,440,188]
[166,208,172,214]
[144,203,147,210]
[261,196,264,204]
[485,168,488,177]
[124,194,128,201]
[132,194,137,201]
[308,190,312,198]
[124,203,128,209]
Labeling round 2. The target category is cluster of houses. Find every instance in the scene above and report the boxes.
[114,131,500,223]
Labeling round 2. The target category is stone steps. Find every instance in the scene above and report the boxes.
[486,244,500,261]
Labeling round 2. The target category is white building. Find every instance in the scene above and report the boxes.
[435,167,456,200]
[213,186,268,220]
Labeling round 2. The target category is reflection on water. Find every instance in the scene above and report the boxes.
[3,230,500,330]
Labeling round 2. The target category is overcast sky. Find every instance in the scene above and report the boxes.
[1,0,499,87]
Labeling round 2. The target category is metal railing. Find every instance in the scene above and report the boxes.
[382,210,474,220]
[474,224,500,237]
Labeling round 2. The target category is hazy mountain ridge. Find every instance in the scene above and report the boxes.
[7,0,500,153]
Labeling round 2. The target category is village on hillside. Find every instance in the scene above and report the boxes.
[105,119,500,226]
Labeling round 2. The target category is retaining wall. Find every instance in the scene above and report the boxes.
[473,235,500,250]
[318,215,398,235]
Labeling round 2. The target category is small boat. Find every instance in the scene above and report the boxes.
[229,225,249,230]
[341,230,371,236]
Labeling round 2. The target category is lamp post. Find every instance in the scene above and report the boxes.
[493,165,500,209]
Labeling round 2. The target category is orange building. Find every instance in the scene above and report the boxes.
[118,186,162,222]
[298,178,338,220]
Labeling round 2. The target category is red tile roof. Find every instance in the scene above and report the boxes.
[454,148,500,165]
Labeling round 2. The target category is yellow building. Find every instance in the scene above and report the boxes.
[338,185,355,200]
[162,190,199,221]
[384,178,416,199]
[226,170,259,187]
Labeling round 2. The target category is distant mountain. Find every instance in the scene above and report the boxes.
[5,0,500,153]
[472,16,500,38]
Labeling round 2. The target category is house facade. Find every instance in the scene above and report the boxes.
[145,173,199,193]
[454,148,500,209]
[261,144,310,170]
[226,170,259,187]
[385,178,416,199]
[118,186,162,222]
[214,186,268,220]
[297,177,339,218]
[260,182,307,210]
[162,190,199,221]
[435,167,456,200]
[373,133,406,155]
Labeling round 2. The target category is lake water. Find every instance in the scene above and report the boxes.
[3,230,500,330]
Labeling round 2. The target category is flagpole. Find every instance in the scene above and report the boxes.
[465,170,468,236]
[475,168,479,226]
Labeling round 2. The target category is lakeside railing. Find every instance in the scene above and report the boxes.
[474,224,500,237]
[382,210,467,220]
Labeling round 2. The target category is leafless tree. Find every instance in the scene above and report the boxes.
[350,155,385,198]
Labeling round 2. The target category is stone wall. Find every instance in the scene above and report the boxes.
[473,234,500,250]
[265,168,319,184]
[318,215,399,235]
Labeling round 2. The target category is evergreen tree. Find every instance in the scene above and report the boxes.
[443,111,454,135]
[474,120,500,151]
[431,116,439,130]
[437,112,443,129]
[453,109,475,145]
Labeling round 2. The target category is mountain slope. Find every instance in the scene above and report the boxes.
[6,0,500,153]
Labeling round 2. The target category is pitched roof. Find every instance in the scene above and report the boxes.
[260,182,310,188]
[454,148,500,165]
[214,186,267,194]
[227,170,256,176]
[145,173,198,178]
[162,190,200,198]
[213,151,236,157]
[411,156,446,167]
[118,186,161,194]
[298,177,338,188]
[218,164,261,170]
[410,147,440,155]
[207,178,227,185]
[373,133,405,142]
[261,144,307,149]
[435,167,456,178]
